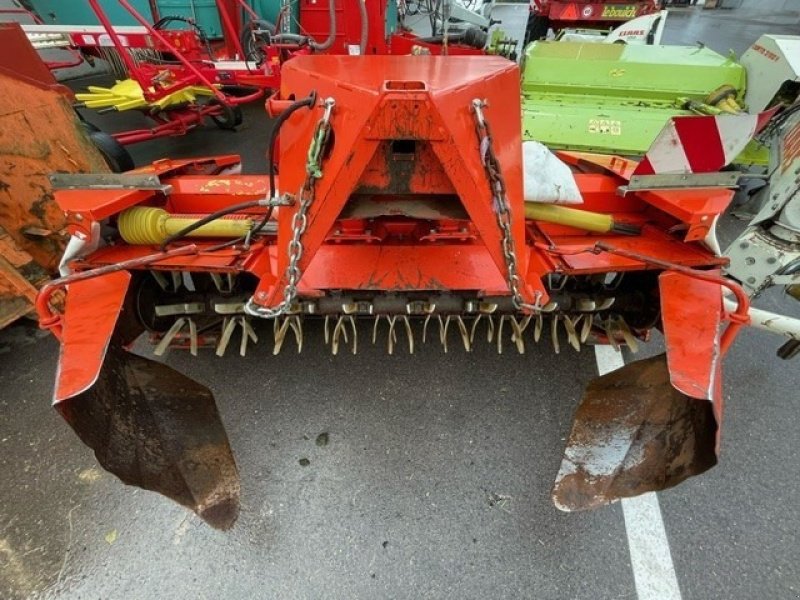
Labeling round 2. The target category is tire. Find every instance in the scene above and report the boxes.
[85,128,135,173]
[524,14,550,46]
[209,99,243,130]
[240,19,276,63]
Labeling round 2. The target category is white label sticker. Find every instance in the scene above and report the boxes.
[588,119,622,136]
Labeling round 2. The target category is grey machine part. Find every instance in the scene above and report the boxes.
[725,102,800,358]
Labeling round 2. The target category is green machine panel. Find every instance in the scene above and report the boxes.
[521,41,767,164]
[27,0,154,26]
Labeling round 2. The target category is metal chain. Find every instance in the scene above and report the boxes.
[246,97,335,319]
[471,99,543,313]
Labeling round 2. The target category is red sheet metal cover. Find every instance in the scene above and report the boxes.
[659,270,722,402]
[54,270,130,403]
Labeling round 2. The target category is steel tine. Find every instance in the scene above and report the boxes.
[534,313,543,343]
[188,318,198,356]
[332,316,346,355]
[509,316,525,354]
[497,315,506,354]
[551,314,561,354]
[240,317,258,357]
[154,317,186,356]
[563,315,581,352]
[456,316,470,352]
[469,314,483,345]
[151,270,169,290]
[290,316,303,353]
[373,315,381,345]
[170,271,181,291]
[349,316,358,355]
[615,317,639,353]
[402,316,414,354]
[216,317,237,357]
[580,313,593,343]
[387,316,397,355]
[597,297,616,311]
[422,314,432,344]
[324,315,331,345]
[238,317,249,357]
[605,317,620,352]
[439,316,450,353]
[273,317,290,355]
[518,314,532,336]
[210,272,223,293]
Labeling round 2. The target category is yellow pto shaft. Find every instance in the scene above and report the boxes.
[524,203,640,235]
[118,207,252,245]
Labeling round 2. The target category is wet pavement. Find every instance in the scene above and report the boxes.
[1,8,799,600]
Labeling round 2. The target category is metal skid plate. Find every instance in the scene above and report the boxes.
[50,173,171,192]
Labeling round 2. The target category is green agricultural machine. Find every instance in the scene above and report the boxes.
[521,35,800,164]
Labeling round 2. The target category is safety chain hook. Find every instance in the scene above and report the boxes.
[471,99,548,313]
[246,97,336,319]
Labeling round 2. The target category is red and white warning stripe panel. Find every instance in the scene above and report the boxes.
[633,108,779,176]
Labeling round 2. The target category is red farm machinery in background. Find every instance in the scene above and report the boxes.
[526,0,662,41]
[19,0,490,147]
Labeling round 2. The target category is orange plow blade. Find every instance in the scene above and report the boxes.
[551,354,718,512]
[53,271,239,529]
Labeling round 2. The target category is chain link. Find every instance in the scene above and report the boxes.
[471,99,544,313]
[246,97,335,319]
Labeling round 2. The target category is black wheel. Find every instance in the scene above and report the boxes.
[208,99,243,130]
[84,126,135,172]
[524,14,550,46]
[240,19,276,63]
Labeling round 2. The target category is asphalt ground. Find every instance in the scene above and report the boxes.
[1,8,799,599]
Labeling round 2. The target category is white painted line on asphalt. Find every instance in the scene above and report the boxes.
[622,492,682,600]
[593,345,682,600]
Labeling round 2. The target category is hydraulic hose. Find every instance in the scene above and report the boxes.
[268,0,336,51]
[156,92,318,250]
[309,0,337,51]
[255,91,319,238]
[267,91,317,202]
[357,0,368,54]
[417,27,487,49]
